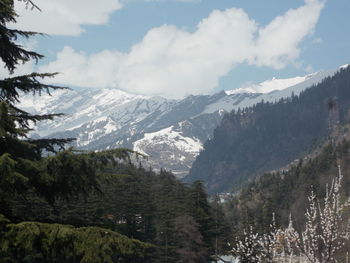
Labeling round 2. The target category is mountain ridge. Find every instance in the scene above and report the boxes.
[19,65,348,177]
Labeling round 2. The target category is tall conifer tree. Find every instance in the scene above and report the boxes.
[0,0,78,217]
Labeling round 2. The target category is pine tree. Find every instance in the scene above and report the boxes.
[0,0,76,217]
[0,0,72,150]
[186,181,215,260]
[174,215,207,263]
[211,195,231,260]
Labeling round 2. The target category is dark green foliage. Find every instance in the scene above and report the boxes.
[0,220,154,263]
[186,181,214,258]
[0,2,42,74]
[2,143,228,262]
[8,162,226,262]
[0,0,76,219]
[174,215,207,263]
[210,195,231,257]
[186,67,350,193]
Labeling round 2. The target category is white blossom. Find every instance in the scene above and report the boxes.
[232,165,350,263]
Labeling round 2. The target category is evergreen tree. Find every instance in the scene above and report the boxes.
[210,195,231,259]
[0,0,75,217]
[174,215,207,263]
[186,181,215,260]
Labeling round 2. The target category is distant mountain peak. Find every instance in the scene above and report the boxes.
[226,72,317,95]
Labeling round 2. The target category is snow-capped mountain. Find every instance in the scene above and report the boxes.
[225,73,315,95]
[19,65,348,177]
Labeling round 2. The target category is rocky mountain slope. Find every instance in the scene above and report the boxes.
[19,66,346,177]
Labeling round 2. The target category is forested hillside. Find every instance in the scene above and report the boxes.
[186,66,350,193]
[226,139,350,232]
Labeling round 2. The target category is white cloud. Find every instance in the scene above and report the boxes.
[12,0,122,36]
[251,0,325,69]
[39,46,126,88]
[39,0,325,98]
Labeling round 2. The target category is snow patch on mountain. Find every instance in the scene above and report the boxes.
[74,116,120,147]
[133,126,203,156]
[19,89,72,114]
[133,124,204,178]
[226,87,257,94]
[226,74,315,95]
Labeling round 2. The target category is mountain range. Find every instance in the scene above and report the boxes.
[19,65,347,178]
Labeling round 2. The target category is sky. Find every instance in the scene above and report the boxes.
[3,0,350,99]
